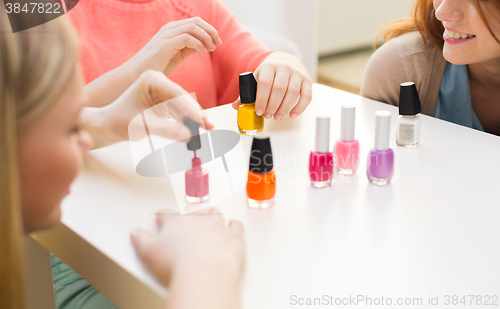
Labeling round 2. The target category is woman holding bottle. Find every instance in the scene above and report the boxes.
[0,10,244,309]
[56,1,313,305]
[68,0,313,121]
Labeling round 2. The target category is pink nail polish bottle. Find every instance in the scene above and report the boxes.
[334,105,359,175]
[309,116,334,188]
[183,117,209,203]
[185,154,209,203]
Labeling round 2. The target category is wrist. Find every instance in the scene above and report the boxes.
[262,51,305,69]
[81,107,103,149]
[167,255,242,309]
[171,254,242,285]
[81,106,122,149]
[120,56,143,83]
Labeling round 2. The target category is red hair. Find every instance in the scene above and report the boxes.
[377,0,500,50]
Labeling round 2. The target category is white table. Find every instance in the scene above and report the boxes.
[33,84,500,309]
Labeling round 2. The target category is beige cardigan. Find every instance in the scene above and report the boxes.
[360,32,447,116]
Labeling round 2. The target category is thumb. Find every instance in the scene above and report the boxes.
[232,97,241,110]
[130,229,154,257]
[201,110,214,130]
[140,117,191,142]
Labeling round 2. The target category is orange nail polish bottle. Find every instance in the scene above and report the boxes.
[247,133,276,209]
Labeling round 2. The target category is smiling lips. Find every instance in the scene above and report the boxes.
[444,29,476,39]
[443,28,476,45]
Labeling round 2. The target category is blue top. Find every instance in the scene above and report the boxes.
[434,62,484,131]
[52,254,118,309]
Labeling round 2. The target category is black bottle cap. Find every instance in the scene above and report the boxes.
[399,82,422,115]
[239,72,257,104]
[183,117,201,151]
[249,133,273,173]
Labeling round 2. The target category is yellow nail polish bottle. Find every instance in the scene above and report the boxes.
[237,72,264,135]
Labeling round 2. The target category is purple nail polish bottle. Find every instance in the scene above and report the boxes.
[367,111,394,186]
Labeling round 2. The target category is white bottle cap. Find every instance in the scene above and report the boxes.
[374,111,391,151]
[315,115,330,153]
[340,105,356,141]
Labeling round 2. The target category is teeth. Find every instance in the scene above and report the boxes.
[445,29,475,39]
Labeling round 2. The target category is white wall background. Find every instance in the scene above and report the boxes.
[222,0,320,81]
[318,0,412,55]
[221,0,412,78]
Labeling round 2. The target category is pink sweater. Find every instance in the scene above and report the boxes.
[68,0,272,108]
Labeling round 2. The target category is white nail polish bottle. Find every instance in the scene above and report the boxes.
[396,82,422,148]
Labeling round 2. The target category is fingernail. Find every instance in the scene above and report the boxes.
[275,114,283,121]
[130,229,139,238]
[256,109,263,116]
[178,127,190,140]
[217,37,222,45]
[291,113,298,119]
[265,113,272,119]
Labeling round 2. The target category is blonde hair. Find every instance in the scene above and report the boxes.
[0,6,78,309]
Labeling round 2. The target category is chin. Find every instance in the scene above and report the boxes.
[443,56,470,66]
[442,51,469,66]
[24,203,63,234]
[45,201,63,229]
[48,205,63,228]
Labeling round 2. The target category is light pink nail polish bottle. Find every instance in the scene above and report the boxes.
[185,154,209,203]
[334,105,359,175]
[183,117,209,203]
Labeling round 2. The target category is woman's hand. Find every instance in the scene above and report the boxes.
[231,52,313,121]
[85,17,221,108]
[82,70,214,149]
[131,208,245,309]
[127,17,222,76]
